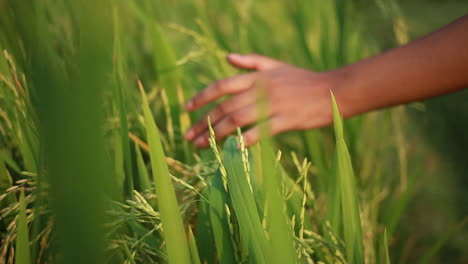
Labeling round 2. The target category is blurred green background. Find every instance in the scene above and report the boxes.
[360,1,468,262]
[384,1,468,263]
[0,0,467,263]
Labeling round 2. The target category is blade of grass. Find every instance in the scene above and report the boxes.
[327,153,342,235]
[188,226,201,264]
[150,20,190,160]
[223,137,268,264]
[138,80,191,264]
[113,7,134,199]
[22,1,118,263]
[382,229,391,264]
[256,122,296,263]
[0,150,21,174]
[134,142,152,194]
[303,130,328,191]
[196,187,216,264]
[331,91,364,264]
[209,170,236,264]
[253,83,298,263]
[15,189,30,264]
[0,157,15,206]
[134,141,158,208]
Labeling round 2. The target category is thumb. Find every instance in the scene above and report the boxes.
[227,53,283,71]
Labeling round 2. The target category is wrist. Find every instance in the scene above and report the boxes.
[326,65,362,119]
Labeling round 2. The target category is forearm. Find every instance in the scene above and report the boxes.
[336,15,468,117]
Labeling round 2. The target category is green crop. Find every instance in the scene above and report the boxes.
[0,0,465,264]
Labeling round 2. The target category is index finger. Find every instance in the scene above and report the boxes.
[185,72,256,111]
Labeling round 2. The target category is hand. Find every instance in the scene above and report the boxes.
[184,53,346,148]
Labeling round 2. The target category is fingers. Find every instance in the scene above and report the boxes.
[185,73,256,111]
[227,53,283,71]
[185,53,286,147]
[192,105,261,148]
[192,114,288,148]
[242,116,288,147]
[185,89,257,141]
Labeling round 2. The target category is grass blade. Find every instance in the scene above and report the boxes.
[138,81,191,264]
[0,157,15,206]
[382,229,391,264]
[223,137,268,264]
[23,2,117,263]
[188,226,201,264]
[196,187,216,264]
[150,20,192,160]
[331,91,364,264]
[15,190,30,264]
[209,170,236,264]
[327,153,342,235]
[304,130,328,191]
[134,142,152,193]
[113,8,134,199]
[258,136,297,264]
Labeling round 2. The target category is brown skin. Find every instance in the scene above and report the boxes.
[185,15,468,148]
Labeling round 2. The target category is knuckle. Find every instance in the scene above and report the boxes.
[214,80,226,92]
[192,94,204,106]
[220,99,235,113]
[228,113,243,126]
[216,104,227,116]
[193,121,207,134]
[191,96,199,106]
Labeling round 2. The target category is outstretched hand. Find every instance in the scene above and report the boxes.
[184,54,346,148]
[184,16,468,148]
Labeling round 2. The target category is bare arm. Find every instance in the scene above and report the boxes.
[339,15,468,118]
[185,15,468,147]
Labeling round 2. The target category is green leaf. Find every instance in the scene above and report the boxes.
[150,20,191,160]
[15,190,31,264]
[331,91,364,264]
[113,8,134,199]
[327,153,342,235]
[258,138,297,264]
[134,143,152,194]
[188,226,201,264]
[303,130,328,191]
[0,157,14,205]
[28,2,117,263]
[196,187,216,264]
[382,229,391,264]
[139,81,191,264]
[223,137,268,264]
[209,170,236,264]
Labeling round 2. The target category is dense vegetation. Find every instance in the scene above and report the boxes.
[0,0,466,263]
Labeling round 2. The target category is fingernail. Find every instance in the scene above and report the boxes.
[185,129,194,140]
[228,53,242,60]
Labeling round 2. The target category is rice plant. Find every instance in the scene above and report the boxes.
[0,0,465,263]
